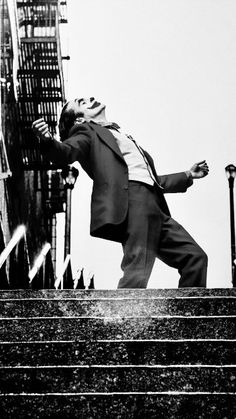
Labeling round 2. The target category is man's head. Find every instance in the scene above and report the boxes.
[59,97,106,141]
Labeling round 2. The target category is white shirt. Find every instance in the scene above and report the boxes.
[109,127,155,186]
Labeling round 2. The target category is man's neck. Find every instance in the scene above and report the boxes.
[88,108,108,125]
[90,115,109,124]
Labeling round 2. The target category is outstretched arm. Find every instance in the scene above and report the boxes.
[143,149,209,193]
[158,160,209,193]
[31,118,91,166]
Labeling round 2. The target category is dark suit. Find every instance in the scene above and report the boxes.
[42,121,207,287]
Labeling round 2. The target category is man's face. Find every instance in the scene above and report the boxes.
[71,97,106,121]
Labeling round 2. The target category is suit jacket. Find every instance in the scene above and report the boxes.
[42,121,192,242]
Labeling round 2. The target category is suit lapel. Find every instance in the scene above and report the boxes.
[89,122,124,161]
[142,149,155,175]
[142,149,164,188]
[89,123,163,188]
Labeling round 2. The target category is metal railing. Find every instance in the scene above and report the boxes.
[0,227,95,289]
[55,260,95,290]
[28,242,51,282]
[54,254,73,289]
[0,225,26,270]
[0,225,56,288]
[0,225,29,288]
[0,129,12,180]
[17,1,58,39]
[16,0,66,169]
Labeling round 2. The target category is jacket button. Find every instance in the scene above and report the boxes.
[123,185,128,190]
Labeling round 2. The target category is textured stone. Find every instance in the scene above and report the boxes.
[0,288,236,299]
[0,394,235,418]
[0,297,235,318]
[0,289,235,418]
[0,366,236,393]
[0,340,235,366]
[0,316,235,341]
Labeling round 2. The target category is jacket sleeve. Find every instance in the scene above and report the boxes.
[158,172,193,193]
[40,122,91,166]
[143,149,193,193]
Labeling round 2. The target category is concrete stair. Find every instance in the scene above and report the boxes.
[0,289,235,418]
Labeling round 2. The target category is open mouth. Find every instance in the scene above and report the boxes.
[88,101,100,109]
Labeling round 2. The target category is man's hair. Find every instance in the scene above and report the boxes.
[59,99,83,141]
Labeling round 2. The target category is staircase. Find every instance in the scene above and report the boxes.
[0,289,235,418]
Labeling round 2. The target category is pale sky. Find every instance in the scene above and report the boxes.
[58,0,236,289]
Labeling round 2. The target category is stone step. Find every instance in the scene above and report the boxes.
[0,340,235,366]
[0,393,235,418]
[1,289,235,418]
[0,288,235,299]
[0,297,235,318]
[0,316,235,341]
[1,365,236,393]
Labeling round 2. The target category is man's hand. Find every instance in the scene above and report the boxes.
[32,118,52,142]
[190,160,209,179]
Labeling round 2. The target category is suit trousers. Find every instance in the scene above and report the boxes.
[117,181,208,288]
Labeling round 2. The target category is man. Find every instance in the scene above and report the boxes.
[32,97,209,288]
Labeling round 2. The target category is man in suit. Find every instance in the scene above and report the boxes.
[32,97,209,288]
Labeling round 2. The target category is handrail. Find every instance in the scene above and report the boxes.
[28,243,51,282]
[0,128,12,180]
[0,225,26,269]
[54,254,70,289]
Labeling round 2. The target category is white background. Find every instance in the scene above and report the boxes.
[59,0,236,289]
